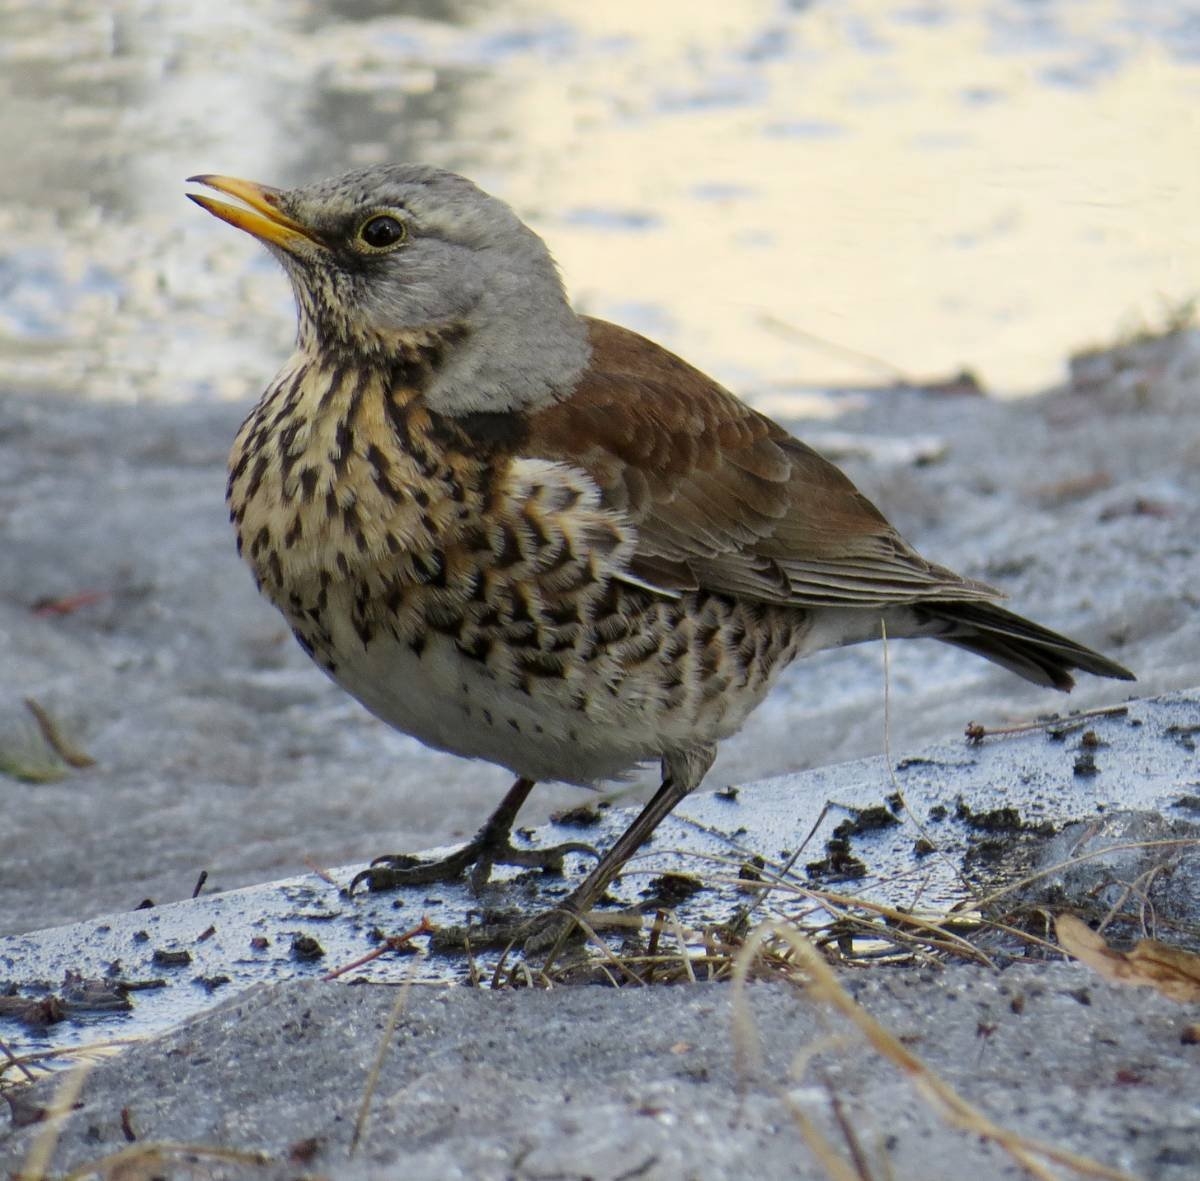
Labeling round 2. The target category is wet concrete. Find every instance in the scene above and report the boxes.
[1,688,1195,1060]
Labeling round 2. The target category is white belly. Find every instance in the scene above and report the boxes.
[326,617,657,785]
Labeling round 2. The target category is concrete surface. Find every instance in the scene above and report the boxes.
[4,965,1199,1180]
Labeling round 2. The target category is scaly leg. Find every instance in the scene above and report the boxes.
[350,777,596,895]
[432,745,717,955]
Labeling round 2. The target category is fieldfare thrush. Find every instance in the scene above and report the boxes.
[188,165,1134,945]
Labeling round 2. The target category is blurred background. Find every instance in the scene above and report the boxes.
[3,0,1199,409]
[3,0,1199,934]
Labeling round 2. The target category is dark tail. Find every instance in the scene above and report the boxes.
[914,601,1136,692]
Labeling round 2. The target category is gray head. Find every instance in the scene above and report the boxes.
[188,164,590,414]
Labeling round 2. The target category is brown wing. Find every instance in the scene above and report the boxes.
[527,318,1000,609]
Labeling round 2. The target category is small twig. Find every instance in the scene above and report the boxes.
[755,311,910,382]
[24,698,95,768]
[62,1143,274,1181]
[970,838,1200,913]
[965,704,1128,745]
[0,1036,39,1085]
[666,911,698,985]
[303,857,340,887]
[824,1067,876,1181]
[323,917,433,981]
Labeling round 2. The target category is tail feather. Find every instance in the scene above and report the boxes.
[914,601,1136,692]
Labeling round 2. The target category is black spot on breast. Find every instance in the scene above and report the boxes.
[382,579,405,615]
[367,444,406,503]
[245,454,269,502]
[508,586,534,624]
[230,448,250,482]
[542,540,576,574]
[461,569,485,602]
[428,612,464,638]
[516,651,565,679]
[522,508,550,548]
[456,634,492,662]
[545,600,582,627]
[300,467,320,501]
[461,525,488,552]
[353,615,374,645]
[333,419,354,475]
[495,524,523,569]
[318,363,347,412]
[250,526,270,558]
[278,421,302,475]
[411,550,445,587]
[384,393,413,448]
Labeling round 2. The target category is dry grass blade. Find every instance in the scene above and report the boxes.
[1,1036,40,1086]
[964,704,1128,744]
[1056,914,1200,1003]
[18,1061,94,1181]
[551,909,647,985]
[970,838,1200,913]
[24,698,95,768]
[780,1094,874,1181]
[731,921,1141,1181]
[1,1039,143,1086]
[61,1143,275,1180]
[350,955,424,1157]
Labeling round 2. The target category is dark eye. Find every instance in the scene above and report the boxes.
[358,214,407,250]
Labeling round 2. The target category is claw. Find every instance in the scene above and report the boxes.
[428,906,589,955]
[347,837,599,896]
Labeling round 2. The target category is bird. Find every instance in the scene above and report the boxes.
[187,164,1134,946]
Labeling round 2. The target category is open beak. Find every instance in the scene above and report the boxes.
[186,174,320,253]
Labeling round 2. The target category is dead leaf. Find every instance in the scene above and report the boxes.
[1055,914,1200,1003]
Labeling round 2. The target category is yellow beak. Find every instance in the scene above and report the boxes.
[186,174,320,252]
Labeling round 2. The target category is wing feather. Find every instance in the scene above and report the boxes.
[528,318,1000,610]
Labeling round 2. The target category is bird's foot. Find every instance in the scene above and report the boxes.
[348,834,597,896]
[428,904,594,956]
[428,902,647,966]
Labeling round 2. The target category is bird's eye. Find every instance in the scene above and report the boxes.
[358,214,407,250]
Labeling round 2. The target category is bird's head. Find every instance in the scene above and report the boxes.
[188,164,589,414]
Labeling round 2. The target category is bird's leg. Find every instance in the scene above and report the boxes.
[349,777,597,895]
[433,746,717,955]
